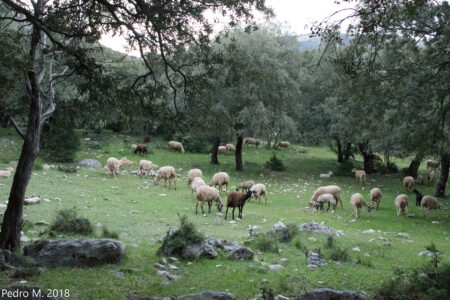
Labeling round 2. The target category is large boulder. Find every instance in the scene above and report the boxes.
[0,249,24,270]
[299,222,344,236]
[228,246,254,260]
[293,288,366,300]
[23,239,125,268]
[78,159,102,169]
[307,251,328,268]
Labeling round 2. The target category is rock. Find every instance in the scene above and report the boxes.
[308,237,316,242]
[157,270,170,277]
[352,247,361,252]
[418,251,436,257]
[299,222,344,236]
[167,274,180,281]
[228,247,254,260]
[35,221,49,226]
[307,264,318,269]
[79,159,102,169]
[168,257,179,263]
[272,221,287,233]
[177,290,235,300]
[432,221,439,224]
[307,251,328,267]
[160,257,168,264]
[407,213,416,218]
[280,258,288,262]
[269,264,285,270]
[0,249,25,270]
[23,239,125,268]
[182,244,206,260]
[11,267,42,278]
[24,196,41,205]
[292,288,367,299]
[20,234,31,243]
[168,264,178,271]
[275,295,289,300]
[115,271,125,278]
[384,243,391,247]
[362,229,375,234]
[126,243,139,248]
[397,233,410,238]
[154,263,166,270]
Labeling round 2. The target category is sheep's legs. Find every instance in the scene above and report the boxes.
[238,206,243,219]
[195,201,199,214]
[225,207,229,220]
[263,193,267,206]
[173,178,176,191]
[208,201,212,213]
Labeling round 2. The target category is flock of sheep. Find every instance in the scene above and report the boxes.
[312,160,442,220]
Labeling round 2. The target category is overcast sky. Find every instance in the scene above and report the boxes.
[100,0,356,53]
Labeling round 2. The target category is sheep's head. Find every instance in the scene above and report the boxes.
[308,198,315,207]
[351,168,356,173]
[217,200,223,212]
[153,177,160,186]
[6,167,13,172]
[246,190,254,199]
[366,203,373,212]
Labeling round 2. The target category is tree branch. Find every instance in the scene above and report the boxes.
[9,117,26,140]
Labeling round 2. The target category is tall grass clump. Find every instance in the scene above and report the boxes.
[264,154,285,171]
[252,233,279,253]
[49,207,93,235]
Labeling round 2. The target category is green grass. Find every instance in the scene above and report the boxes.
[0,128,449,299]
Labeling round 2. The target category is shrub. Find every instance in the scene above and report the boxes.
[264,154,285,171]
[294,237,308,254]
[175,134,209,153]
[57,164,77,173]
[334,160,355,177]
[325,235,335,249]
[102,227,119,239]
[49,208,93,235]
[33,159,43,171]
[330,247,349,262]
[276,223,299,242]
[157,215,204,257]
[252,233,279,253]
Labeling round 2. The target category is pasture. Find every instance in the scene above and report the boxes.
[0,129,449,299]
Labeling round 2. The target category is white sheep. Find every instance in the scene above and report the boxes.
[250,183,267,206]
[131,144,137,152]
[415,175,424,186]
[191,177,206,200]
[350,193,372,220]
[279,141,290,148]
[427,170,435,186]
[168,141,185,153]
[0,167,14,179]
[244,138,261,149]
[106,157,128,178]
[420,195,441,218]
[218,146,227,155]
[426,160,439,170]
[319,171,333,178]
[309,185,343,209]
[315,193,336,211]
[139,160,154,177]
[351,169,366,185]
[369,188,382,211]
[226,144,236,154]
[394,194,409,216]
[236,180,254,192]
[403,176,415,192]
[209,172,229,194]
[154,166,176,190]
[187,168,202,185]
[195,185,223,215]
[120,158,136,169]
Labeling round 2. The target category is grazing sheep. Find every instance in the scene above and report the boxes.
[236,180,254,192]
[279,141,290,148]
[191,177,206,200]
[106,157,128,178]
[134,144,148,156]
[420,195,441,218]
[218,146,227,155]
[226,143,236,154]
[120,158,136,169]
[187,169,202,185]
[415,175,424,186]
[369,188,382,211]
[131,144,137,152]
[143,135,151,143]
[225,190,254,220]
[315,193,336,211]
[209,172,229,194]
[412,189,423,207]
[139,160,154,177]
[195,185,223,215]
[351,169,366,185]
[394,194,409,216]
[403,176,415,192]
[319,171,333,178]
[168,141,185,153]
[154,166,176,190]
[427,170,435,186]
[309,185,343,209]
[250,183,267,206]
[350,193,372,220]
[0,167,14,179]
[426,160,439,170]
[244,138,261,149]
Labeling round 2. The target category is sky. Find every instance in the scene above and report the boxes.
[100,0,356,54]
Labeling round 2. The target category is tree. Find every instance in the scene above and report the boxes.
[0,0,272,250]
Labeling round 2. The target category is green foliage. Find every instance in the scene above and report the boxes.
[275,223,299,242]
[157,215,204,257]
[49,207,93,236]
[330,247,349,262]
[57,164,78,173]
[33,158,43,171]
[264,154,285,171]
[251,233,279,253]
[334,160,355,177]
[176,135,209,153]
[375,161,399,175]
[325,235,335,249]
[102,227,119,239]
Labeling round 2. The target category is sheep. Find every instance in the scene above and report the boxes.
[369,188,382,211]
[120,158,136,169]
[403,176,415,192]
[319,171,333,178]
[394,194,409,216]
[226,143,236,154]
[351,169,366,185]
[225,190,254,220]
[236,180,254,192]
[0,167,14,179]
[420,195,441,218]
[187,168,202,186]
[315,193,336,211]
[309,185,343,209]
[350,193,372,219]
[250,183,267,206]
[412,189,423,206]
[427,170,435,186]
[415,175,424,186]
[191,176,206,200]
[218,146,227,155]
[209,172,229,194]
[279,141,290,148]
[139,160,154,177]
[106,157,128,178]
[154,166,176,190]
[168,141,185,153]
[426,160,439,170]
[131,144,137,152]
[244,138,261,149]
[134,144,148,156]
[195,185,223,215]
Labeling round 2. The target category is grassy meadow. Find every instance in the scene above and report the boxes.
[0,128,449,299]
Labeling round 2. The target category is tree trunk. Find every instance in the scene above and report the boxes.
[335,137,343,163]
[210,136,220,165]
[1,112,10,128]
[343,143,353,161]
[235,134,243,171]
[435,152,449,198]
[406,154,423,178]
[358,142,374,174]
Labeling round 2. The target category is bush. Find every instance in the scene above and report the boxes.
[264,154,285,171]
[33,159,43,171]
[330,247,349,262]
[276,223,299,242]
[157,215,204,257]
[102,227,119,239]
[325,235,335,249]
[334,160,355,177]
[57,164,77,173]
[49,208,93,235]
[252,233,279,253]
[175,134,209,153]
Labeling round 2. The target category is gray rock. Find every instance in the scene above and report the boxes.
[307,251,328,267]
[272,221,287,233]
[182,244,204,260]
[157,270,170,276]
[229,247,254,260]
[269,264,285,270]
[167,274,181,281]
[177,290,235,300]
[168,257,179,263]
[153,263,166,270]
[79,159,102,168]
[299,222,344,236]
[23,239,125,268]
[115,271,125,278]
[418,251,436,257]
[11,267,42,278]
[0,249,24,270]
[292,288,366,300]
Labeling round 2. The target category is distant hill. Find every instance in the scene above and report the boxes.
[297,33,352,51]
